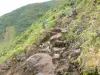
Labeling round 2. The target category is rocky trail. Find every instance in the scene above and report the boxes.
[0,27,82,75]
[0,0,100,74]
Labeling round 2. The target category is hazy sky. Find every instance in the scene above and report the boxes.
[0,0,51,16]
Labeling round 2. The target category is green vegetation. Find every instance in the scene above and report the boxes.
[0,0,59,43]
[0,0,64,63]
[0,0,60,61]
[0,0,100,74]
[62,0,100,74]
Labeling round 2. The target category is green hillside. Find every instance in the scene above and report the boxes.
[0,0,58,42]
[0,0,100,75]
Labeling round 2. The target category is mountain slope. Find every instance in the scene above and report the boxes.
[0,0,100,75]
[0,0,58,42]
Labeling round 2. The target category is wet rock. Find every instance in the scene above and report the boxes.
[50,33,62,41]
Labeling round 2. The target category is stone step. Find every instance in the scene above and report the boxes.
[52,40,66,47]
[50,33,62,41]
[39,47,51,53]
[39,41,51,48]
[52,47,66,52]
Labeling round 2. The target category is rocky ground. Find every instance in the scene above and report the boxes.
[0,0,100,75]
[0,27,82,75]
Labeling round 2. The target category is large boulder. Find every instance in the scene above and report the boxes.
[15,53,55,75]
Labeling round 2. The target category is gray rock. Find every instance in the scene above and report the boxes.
[52,47,65,52]
[40,46,51,53]
[36,73,44,75]
[69,49,81,59]
[52,40,66,47]
[53,54,60,59]
[73,49,81,56]
[39,41,51,48]
[61,28,67,33]
[50,33,62,41]
[0,64,10,70]
[24,53,55,75]
[56,59,70,73]
[14,52,26,62]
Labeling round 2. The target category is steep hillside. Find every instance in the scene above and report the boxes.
[0,0,100,75]
[0,0,58,42]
